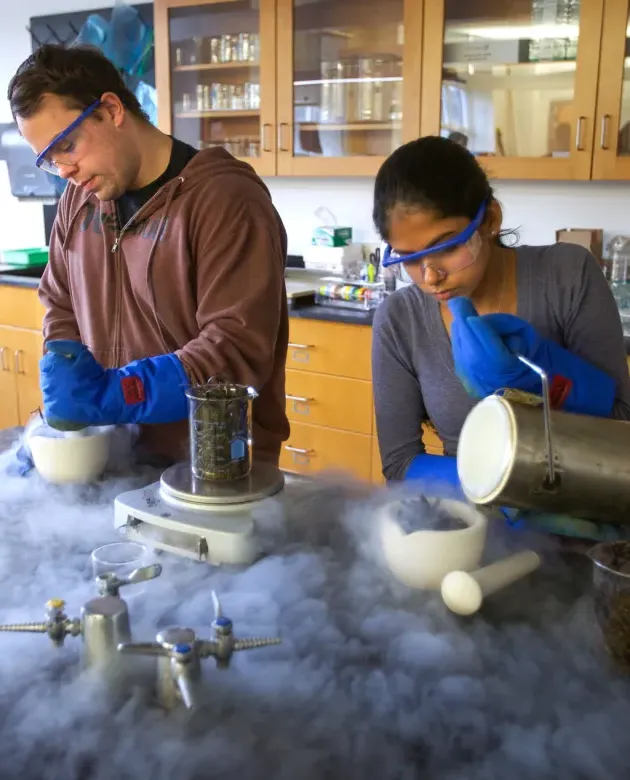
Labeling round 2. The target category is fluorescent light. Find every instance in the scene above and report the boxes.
[446,23,579,41]
[294,77,402,86]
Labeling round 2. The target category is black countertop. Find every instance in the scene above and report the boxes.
[0,271,627,351]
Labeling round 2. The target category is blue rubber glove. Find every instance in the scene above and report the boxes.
[448,297,616,417]
[404,454,464,498]
[40,340,190,428]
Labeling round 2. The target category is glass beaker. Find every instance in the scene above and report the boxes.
[186,380,258,481]
[590,541,630,670]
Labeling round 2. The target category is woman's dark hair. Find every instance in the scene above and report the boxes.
[7,43,148,122]
[373,135,516,245]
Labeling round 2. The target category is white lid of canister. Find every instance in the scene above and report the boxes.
[457,395,516,504]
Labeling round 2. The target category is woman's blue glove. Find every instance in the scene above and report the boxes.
[404,454,464,498]
[448,297,616,417]
[40,340,190,428]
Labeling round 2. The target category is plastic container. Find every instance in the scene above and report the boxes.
[591,541,630,670]
[186,380,258,481]
[2,247,49,267]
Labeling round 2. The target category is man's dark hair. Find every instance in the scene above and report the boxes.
[7,43,148,122]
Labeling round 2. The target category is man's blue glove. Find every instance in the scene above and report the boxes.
[448,297,616,417]
[40,340,190,428]
[404,454,464,498]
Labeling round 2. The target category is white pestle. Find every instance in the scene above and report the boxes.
[440,550,541,616]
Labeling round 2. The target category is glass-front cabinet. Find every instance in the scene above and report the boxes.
[421,0,605,179]
[593,0,630,178]
[275,0,423,175]
[153,0,630,181]
[154,0,276,177]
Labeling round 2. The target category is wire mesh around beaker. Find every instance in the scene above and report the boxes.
[186,381,258,481]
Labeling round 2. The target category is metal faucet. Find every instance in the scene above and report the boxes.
[0,564,162,667]
[118,590,281,710]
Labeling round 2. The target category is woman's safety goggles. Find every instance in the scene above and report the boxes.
[382,202,488,273]
[35,100,101,177]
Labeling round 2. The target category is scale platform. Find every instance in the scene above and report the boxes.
[114,462,285,566]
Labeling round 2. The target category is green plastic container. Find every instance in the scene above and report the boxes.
[2,247,49,267]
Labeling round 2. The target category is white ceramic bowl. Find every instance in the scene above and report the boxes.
[29,428,111,485]
[379,497,488,590]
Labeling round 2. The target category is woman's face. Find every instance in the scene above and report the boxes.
[387,200,503,302]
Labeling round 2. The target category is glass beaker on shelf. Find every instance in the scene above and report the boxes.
[186,380,258,481]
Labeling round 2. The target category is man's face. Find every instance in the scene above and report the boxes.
[17,92,139,201]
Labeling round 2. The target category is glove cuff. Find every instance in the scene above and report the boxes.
[115,354,190,425]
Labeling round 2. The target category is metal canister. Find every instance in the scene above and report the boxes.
[457,393,630,524]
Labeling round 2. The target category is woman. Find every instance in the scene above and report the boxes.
[371,136,630,492]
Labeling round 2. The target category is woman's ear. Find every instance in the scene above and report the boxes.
[485,199,504,239]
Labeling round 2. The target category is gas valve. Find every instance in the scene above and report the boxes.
[0,598,81,647]
[118,590,281,709]
[95,563,162,598]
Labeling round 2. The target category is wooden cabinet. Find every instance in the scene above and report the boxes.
[282,318,376,480]
[154,0,630,180]
[593,0,630,178]
[421,0,605,180]
[154,0,423,177]
[0,294,44,428]
[154,0,277,177]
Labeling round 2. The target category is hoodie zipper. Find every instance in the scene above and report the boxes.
[109,181,178,363]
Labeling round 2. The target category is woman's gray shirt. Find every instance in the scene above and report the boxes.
[371,243,630,481]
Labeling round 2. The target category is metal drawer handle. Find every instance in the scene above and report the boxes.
[287,342,312,350]
[0,347,8,372]
[286,394,312,415]
[14,350,25,375]
[600,114,611,150]
[575,116,586,151]
[284,445,314,466]
[262,123,273,153]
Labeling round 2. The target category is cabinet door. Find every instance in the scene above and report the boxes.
[592,0,630,179]
[154,0,277,177]
[276,0,423,176]
[2,328,44,427]
[421,0,604,179]
[0,329,20,430]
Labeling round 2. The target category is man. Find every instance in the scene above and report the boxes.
[7,43,290,465]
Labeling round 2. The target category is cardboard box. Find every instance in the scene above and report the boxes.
[555,228,604,266]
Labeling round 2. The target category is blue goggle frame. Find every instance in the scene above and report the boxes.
[35,100,101,174]
[382,201,488,268]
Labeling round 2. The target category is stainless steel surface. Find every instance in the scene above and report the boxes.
[81,596,132,668]
[516,355,556,486]
[160,461,285,507]
[96,563,162,598]
[470,397,630,523]
[118,591,281,710]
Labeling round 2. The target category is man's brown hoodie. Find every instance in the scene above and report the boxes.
[38,147,290,463]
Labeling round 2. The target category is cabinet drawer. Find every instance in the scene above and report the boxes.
[285,369,372,434]
[422,423,444,455]
[280,421,372,481]
[0,286,44,330]
[287,318,372,380]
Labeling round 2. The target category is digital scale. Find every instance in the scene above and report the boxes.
[114,461,286,566]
